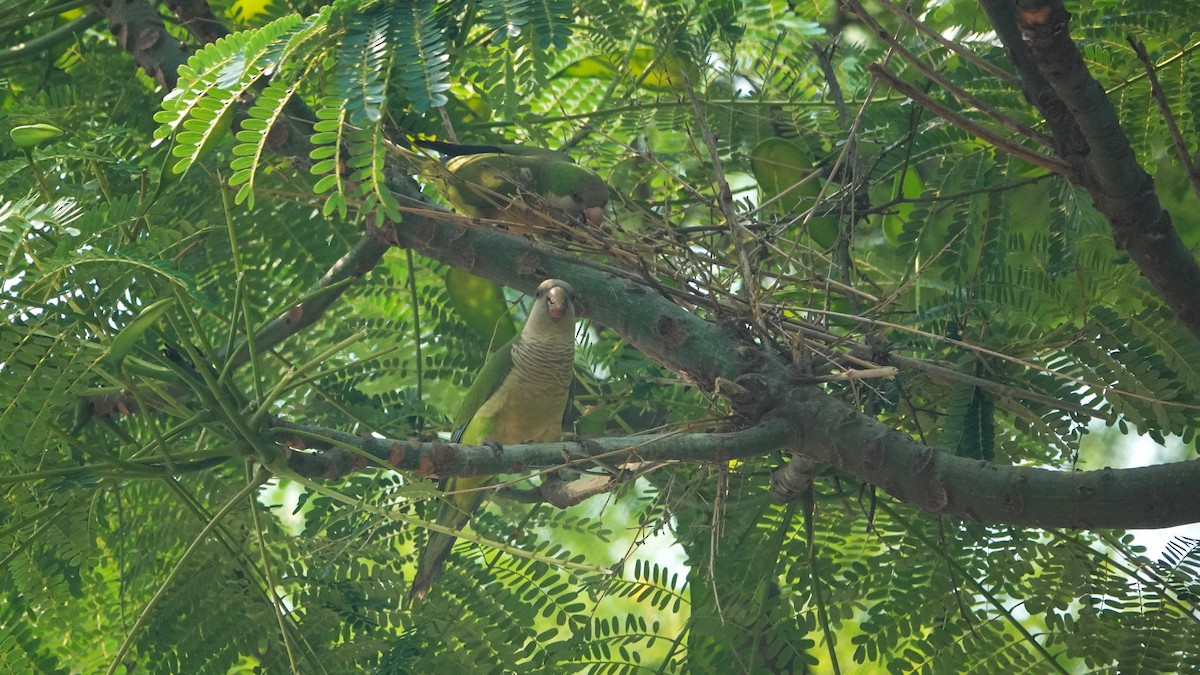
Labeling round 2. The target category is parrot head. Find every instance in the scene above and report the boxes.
[528,279,577,333]
[529,162,609,228]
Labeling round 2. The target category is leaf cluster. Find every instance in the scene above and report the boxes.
[3,0,1200,672]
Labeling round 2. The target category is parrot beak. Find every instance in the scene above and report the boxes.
[583,206,604,227]
[546,285,569,319]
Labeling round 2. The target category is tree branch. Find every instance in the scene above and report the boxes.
[273,398,1200,531]
[846,0,1053,148]
[872,0,1020,87]
[223,236,390,368]
[866,64,1071,174]
[272,418,790,479]
[0,8,100,66]
[978,0,1200,341]
[777,391,1200,530]
[91,0,190,88]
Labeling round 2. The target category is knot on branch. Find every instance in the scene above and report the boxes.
[537,472,618,509]
[286,445,369,479]
[771,455,825,503]
[735,344,765,370]
[864,335,891,365]
[714,373,775,421]
[653,314,689,350]
[538,474,572,508]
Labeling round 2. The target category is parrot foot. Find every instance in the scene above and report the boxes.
[564,434,603,455]
[482,439,504,456]
[564,435,614,474]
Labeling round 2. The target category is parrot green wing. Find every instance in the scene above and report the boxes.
[389,138,608,228]
[531,160,609,203]
[450,337,515,442]
[407,336,517,605]
[441,154,531,217]
[443,154,609,228]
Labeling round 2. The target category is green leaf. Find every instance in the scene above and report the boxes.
[444,268,517,346]
[9,124,63,149]
[108,297,176,366]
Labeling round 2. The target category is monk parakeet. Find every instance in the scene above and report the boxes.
[407,278,578,602]
[390,139,609,232]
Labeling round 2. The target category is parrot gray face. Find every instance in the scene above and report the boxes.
[544,282,571,320]
[563,177,609,227]
[528,278,578,336]
[530,164,609,228]
[539,191,606,228]
[530,279,576,329]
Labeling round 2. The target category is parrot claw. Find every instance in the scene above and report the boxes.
[564,434,603,453]
[564,435,614,472]
[483,439,504,456]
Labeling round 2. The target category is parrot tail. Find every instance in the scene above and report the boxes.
[406,478,489,605]
[406,529,455,605]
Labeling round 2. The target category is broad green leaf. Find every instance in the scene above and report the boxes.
[109,297,176,366]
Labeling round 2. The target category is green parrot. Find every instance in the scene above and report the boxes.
[389,139,609,233]
[407,278,578,602]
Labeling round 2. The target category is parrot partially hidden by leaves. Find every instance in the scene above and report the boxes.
[388,139,609,233]
[407,278,578,602]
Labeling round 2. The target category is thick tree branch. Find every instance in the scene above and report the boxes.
[272,418,787,476]
[978,0,1200,341]
[976,0,1089,160]
[777,391,1200,530]
[274,396,1200,530]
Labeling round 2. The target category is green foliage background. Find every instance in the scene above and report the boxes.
[2,0,1200,672]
